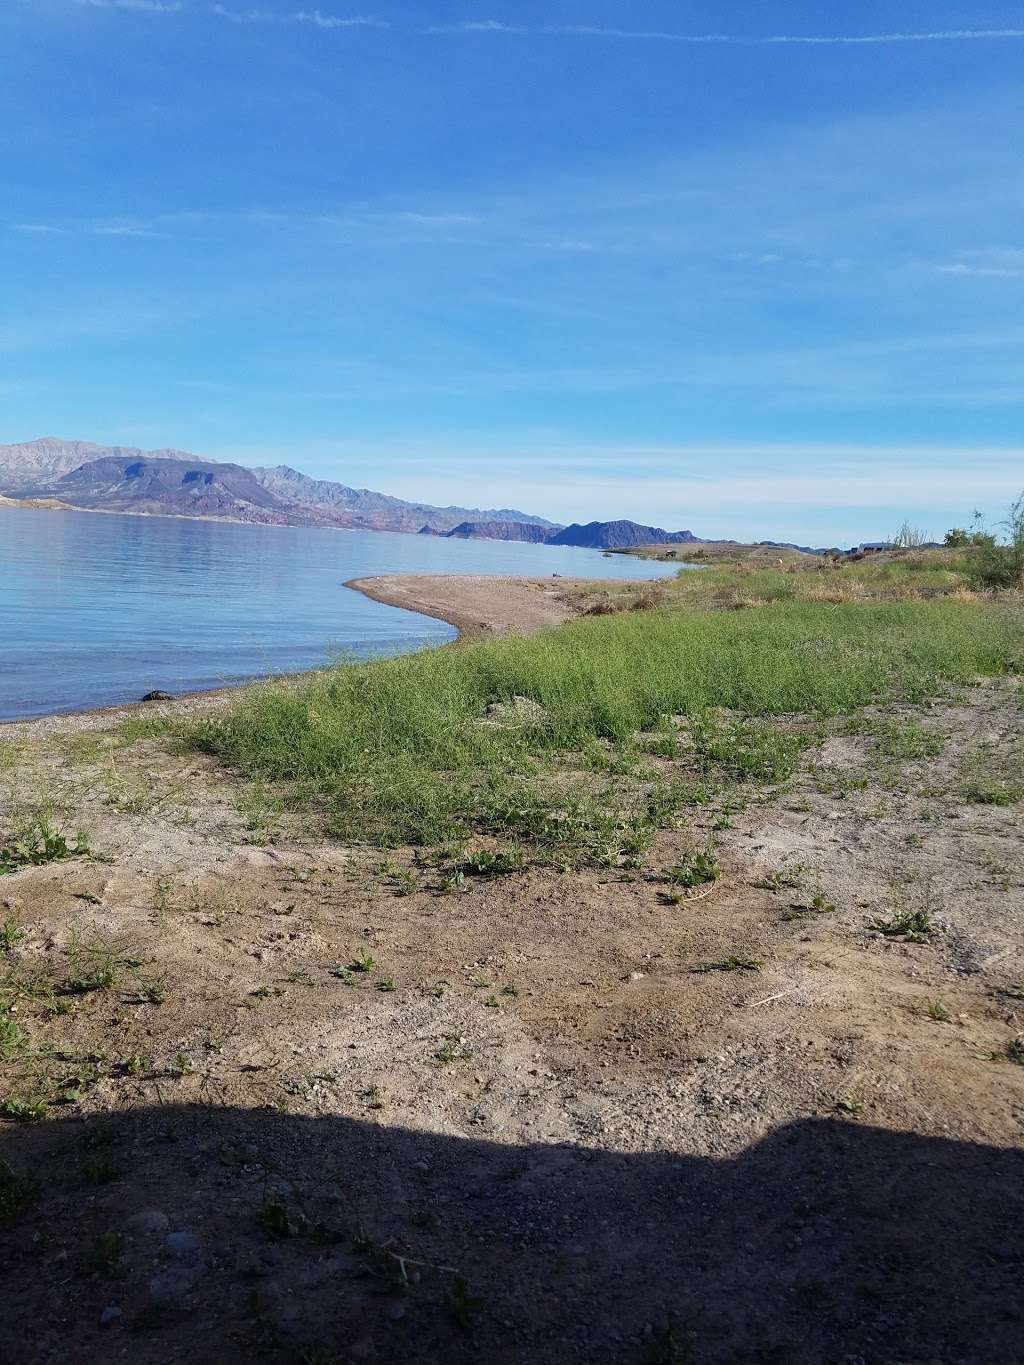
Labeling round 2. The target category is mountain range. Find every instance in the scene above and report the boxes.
[0,437,712,549]
[0,439,555,536]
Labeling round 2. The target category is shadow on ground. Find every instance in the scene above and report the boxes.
[2,1106,1022,1364]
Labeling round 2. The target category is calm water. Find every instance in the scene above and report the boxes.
[0,508,675,720]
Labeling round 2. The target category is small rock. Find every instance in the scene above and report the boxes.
[165,1229,202,1259]
[99,1305,122,1327]
[140,690,174,702]
[125,1209,170,1236]
[148,1268,195,1304]
[386,1301,407,1321]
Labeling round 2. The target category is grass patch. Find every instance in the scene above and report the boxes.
[183,599,1020,849]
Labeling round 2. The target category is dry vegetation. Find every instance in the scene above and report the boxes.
[1,546,1023,1364]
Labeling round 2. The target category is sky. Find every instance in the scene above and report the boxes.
[2,1,1024,544]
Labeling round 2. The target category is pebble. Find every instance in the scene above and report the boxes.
[148,1268,195,1304]
[99,1305,122,1327]
[165,1229,202,1259]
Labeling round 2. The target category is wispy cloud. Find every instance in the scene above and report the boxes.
[77,0,183,13]
[426,21,1024,46]
[934,248,1024,279]
[210,4,386,26]
[92,223,166,237]
[69,7,1024,45]
[13,223,65,235]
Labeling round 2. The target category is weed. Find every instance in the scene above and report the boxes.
[834,1097,864,1116]
[781,893,836,922]
[85,1231,124,1277]
[349,951,375,974]
[923,999,950,1022]
[392,868,418,897]
[443,1274,483,1332]
[668,847,720,889]
[434,1037,471,1066]
[3,1097,47,1122]
[754,864,806,891]
[865,720,946,760]
[0,1006,28,1060]
[978,1037,1024,1065]
[81,1153,123,1186]
[0,818,89,875]
[641,1318,697,1365]
[62,933,143,995]
[172,1052,194,1076]
[0,1161,39,1226]
[377,977,397,993]
[260,1200,299,1239]
[692,955,762,974]
[460,845,523,878]
[440,869,467,894]
[872,908,934,943]
[0,915,25,954]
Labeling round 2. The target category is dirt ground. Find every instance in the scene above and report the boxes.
[347,573,630,637]
[1,578,1022,1365]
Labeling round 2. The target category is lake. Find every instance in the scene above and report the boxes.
[0,508,676,720]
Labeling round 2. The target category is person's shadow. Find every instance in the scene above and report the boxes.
[3,1106,1022,1363]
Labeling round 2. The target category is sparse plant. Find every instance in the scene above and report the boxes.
[460,845,523,878]
[692,955,762,974]
[872,908,934,942]
[349,951,375,974]
[393,868,417,897]
[640,1317,697,1365]
[0,1161,39,1226]
[754,864,805,891]
[923,999,950,1022]
[834,1096,864,1116]
[0,915,25,954]
[668,847,720,889]
[0,817,89,875]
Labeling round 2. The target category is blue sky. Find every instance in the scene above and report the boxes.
[3,1,1024,543]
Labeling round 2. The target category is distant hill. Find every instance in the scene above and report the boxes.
[52,454,286,521]
[252,464,553,534]
[547,520,700,550]
[0,439,552,534]
[442,520,558,543]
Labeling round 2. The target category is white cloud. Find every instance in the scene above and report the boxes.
[77,0,183,13]
[12,223,65,234]
[209,4,387,27]
[427,22,1024,46]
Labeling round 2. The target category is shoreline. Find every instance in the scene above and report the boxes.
[1,571,658,733]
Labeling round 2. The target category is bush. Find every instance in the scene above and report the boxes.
[965,493,1024,590]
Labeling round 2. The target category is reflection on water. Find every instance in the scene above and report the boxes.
[0,509,676,719]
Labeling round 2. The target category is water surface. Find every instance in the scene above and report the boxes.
[0,508,675,720]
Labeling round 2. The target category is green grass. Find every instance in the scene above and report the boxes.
[185,599,1020,848]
